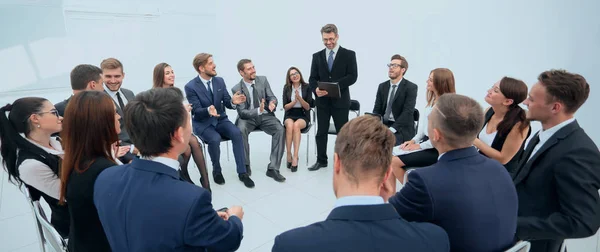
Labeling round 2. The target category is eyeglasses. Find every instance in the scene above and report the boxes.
[38,109,60,118]
[387,63,403,69]
[290,72,300,77]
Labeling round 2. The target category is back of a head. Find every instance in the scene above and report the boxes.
[124,88,187,157]
[70,64,103,91]
[334,115,395,185]
[432,94,484,148]
[538,69,590,114]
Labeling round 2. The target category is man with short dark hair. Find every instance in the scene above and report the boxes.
[231,59,286,182]
[387,93,518,252]
[273,115,449,251]
[100,58,136,150]
[372,54,418,145]
[55,64,104,116]
[514,69,600,252]
[94,88,245,251]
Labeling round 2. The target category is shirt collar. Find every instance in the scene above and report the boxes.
[199,75,212,85]
[243,79,255,88]
[326,44,340,56]
[24,135,64,155]
[142,156,180,171]
[538,117,576,143]
[390,78,403,86]
[437,152,446,160]
[334,195,385,208]
[103,85,121,96]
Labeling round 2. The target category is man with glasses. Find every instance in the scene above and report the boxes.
[372,54,417,145]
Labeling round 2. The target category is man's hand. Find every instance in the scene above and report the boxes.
[208,105,220,117]
[217,211,229,220]
[116,146,130,158]
[268,100,276,112]
[315,88,328,97]
[232,91,246,105]
[259,99,265,113]
[185,103,192,113]
[227,206,244,220]
[132,147,139,155]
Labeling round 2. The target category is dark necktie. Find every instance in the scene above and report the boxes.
[384,85,397,123]
[116,92,126,111]
[251,84,260,109]
[522,133,540,163]
[207,81,214,103]
[327,50,334,71]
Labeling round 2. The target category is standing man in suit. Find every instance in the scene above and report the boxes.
[387,94,518,252]
[94,88,245,251]
[308,23,358,171]
[101,58,138,162]
[184,53,255,188]
[273,115,449,252]
[55,64,105,117]
[231,59,286,182]
[372,54,417,145]
[514,70,600,252]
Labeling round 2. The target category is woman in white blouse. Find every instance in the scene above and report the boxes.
[0,97,69,237]
[392,68,456,183]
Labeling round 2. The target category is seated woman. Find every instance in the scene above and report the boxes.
[282,67,313,172]
[153,62,210,191]
[473,77,530,176]
[0,97,69,237]
[392,68,456,183]
[60,91,121,251]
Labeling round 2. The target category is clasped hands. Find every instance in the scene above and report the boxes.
[398,140,421,151]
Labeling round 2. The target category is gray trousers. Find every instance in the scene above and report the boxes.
[237,115,285,171]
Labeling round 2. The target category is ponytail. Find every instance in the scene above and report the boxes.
[497,104,528,136]
[0,103,23,185]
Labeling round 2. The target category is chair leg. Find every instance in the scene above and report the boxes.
[306,134,310,165]
[226,141,230,161]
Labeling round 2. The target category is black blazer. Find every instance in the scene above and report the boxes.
[513,120,600,252]
[308,46,358,109]
[55,96,71,117]
[273,204,449,252]
[66,157,117,252]
[282,84,314,121]
[372,79,418,141]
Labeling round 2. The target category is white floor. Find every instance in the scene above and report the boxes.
[0,132,598,252]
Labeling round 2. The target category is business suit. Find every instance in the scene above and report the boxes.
[66,157,115,252]
[389,147,518,252]
[231,76,284,171]
[185,76,246,174]
[105,88,135,144]
[309,46,358,164]
[372,79,418,144]
[93,159,244,252]
[272,203,449,252]
[55,96,71,117]
[513,120,600,252]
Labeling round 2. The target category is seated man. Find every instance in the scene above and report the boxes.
[232,59,285,182]
[372,54,418,145]
[94,88,244,251]
[386,93,518,252]
[184,53,254,188]
[273,115,449,252]
[55,64,105,116]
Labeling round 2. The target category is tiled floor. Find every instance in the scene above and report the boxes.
[0,132,598,251]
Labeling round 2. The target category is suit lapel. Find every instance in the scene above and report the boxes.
[104,90,124,116]
[394,79,407,102]
[382,81,391,104]
[239,80,252,108]
[195,77,212,103]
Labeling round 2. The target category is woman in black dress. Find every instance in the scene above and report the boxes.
[282,67,313,171]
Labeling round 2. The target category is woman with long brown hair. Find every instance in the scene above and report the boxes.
[392,68,456,182]
[153,62,211,191]
[60,91,119,251]
[282,67,313,171]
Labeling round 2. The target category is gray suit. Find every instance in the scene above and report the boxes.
[105,88,135,144]
[232,76,284,171]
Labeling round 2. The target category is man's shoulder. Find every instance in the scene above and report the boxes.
[121,88,135,95]
[339,46,356,55]
[402,78,418,88]
[275,221,329,249]
[312,49,325,57]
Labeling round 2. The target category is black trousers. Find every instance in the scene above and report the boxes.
[315,105,348,164]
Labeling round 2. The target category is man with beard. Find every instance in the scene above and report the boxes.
[372,54,417,145]
[184,53,255,188]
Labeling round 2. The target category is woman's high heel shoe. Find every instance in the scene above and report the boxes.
[291,157,298,172]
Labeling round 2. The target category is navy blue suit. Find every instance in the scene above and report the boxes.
[389,147,518,252]
[273,204,449,252]
[93,159,243,251]
[185,76,246,174]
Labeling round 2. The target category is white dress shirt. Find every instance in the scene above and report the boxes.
[291,84,303,108]
[243,80,263,115]
[142,156,180,171]
[412,106,434,149]
[334,195,385,208]
[104,85,128,109]
[386,78,402,122]
[326,44,340,61]
[527,118,576,161]
[19,137,64,200]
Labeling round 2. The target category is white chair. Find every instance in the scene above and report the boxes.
[560,242,566,252]
[22,187,46,252]
[505,241,531,252]
[32,199,69,251]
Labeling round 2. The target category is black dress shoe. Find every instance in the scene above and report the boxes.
[213,172,225,185]
[287,161,292,169]
[245,165,252,176]
[308,162,327,171]
[238,173,255,188]
[266,169,286,182]
[291,165,298,172]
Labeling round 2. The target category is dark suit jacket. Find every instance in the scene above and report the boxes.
[282,83,314,121]
[372,79,418,141]
[308,46,358,109]
[93,159,243,252]
[185,76,235,136]
[66,157,116,252]
[389,147,518,252]
[231,75,277,120]
[272,204,449,252]
[513,120,600,252]
[104,88,135,145]
[55,96,71,117]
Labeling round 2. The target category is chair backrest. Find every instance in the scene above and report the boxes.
[22,187,46,252]
[349,100,360,116]
[31,199,68,251]
[505,241,531,252]
[413,108,420,132]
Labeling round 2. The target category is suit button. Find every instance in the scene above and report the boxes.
[329,76,331,78]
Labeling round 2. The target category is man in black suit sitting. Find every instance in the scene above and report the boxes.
[372,54,418,145]
[514,69,600,252]
[308,23,358,171]
[55,64,105,117]
[272,115,449,252]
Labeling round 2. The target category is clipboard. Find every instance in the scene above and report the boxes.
[317,81,341,99]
